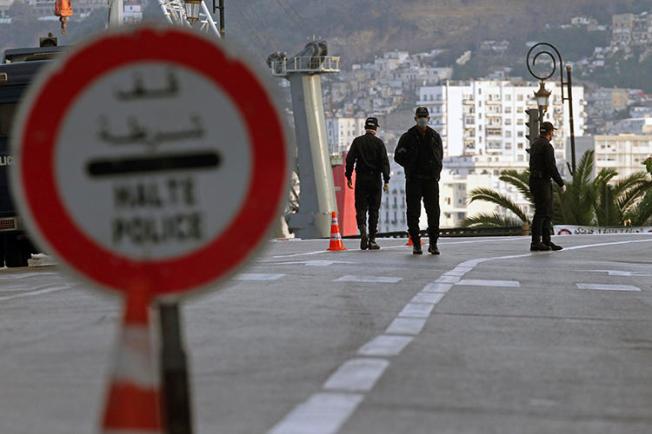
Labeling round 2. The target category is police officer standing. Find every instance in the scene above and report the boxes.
[529,121,567,251]
[345,117,390,250]
[394,107,443,255]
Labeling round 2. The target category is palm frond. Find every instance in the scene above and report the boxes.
[499,169,534,204]
[468,187,529,223]
[625,191,652,226]
[463,212,524,228]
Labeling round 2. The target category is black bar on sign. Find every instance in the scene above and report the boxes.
[87,151,221,177]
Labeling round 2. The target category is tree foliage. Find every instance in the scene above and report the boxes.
[464,150,652,228]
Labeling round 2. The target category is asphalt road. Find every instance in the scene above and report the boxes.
[1,234,652,434]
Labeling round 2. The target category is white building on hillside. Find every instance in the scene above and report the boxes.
[594,134,652,179]
[417,80,586,166]
[326,117,366,154]
[439,156,534,228]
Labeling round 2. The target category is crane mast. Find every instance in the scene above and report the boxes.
[157,0,221,38]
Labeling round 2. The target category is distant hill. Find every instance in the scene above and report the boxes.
[229,0,652,64]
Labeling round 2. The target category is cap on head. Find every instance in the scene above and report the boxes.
[540,121,557,134]
[365,117,379,130]
[415,106,429,118]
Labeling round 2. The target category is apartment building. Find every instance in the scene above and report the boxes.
[594,134,652,178]
[417,80,586,165]
[326,117,366,154]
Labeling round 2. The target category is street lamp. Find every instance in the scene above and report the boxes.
[526,42,578,175]
[184,0,201,23]
[534,81,551,118]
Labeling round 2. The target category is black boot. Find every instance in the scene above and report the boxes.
[368,229,380,250]
[545,241,563,251]
[359,225,368,250]
[428,239,440,255]
[530,241,551,251]
[412,235,422,255]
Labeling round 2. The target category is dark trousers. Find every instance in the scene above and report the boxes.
[530,179,553,244]
[355,173,382,236]
[406,177,440,242]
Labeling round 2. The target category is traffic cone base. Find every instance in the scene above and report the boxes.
[327,211,347,251]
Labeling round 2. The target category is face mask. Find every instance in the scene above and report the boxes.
[416,118,428,128]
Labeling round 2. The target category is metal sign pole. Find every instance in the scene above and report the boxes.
[159,302,194,434]
[566,65,577,175]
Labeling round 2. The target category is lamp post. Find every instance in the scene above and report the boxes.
[526,42,577,175]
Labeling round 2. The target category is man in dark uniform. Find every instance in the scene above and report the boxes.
[394,107,443,255]
[529,121,566,251]
[345,117,390,250]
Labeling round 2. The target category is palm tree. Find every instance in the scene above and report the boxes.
[464,150,652,228]
[463,169,531,228]
[552,150,601,225]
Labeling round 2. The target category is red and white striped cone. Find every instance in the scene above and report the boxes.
[327,211,347,251]
[102,293,161,434]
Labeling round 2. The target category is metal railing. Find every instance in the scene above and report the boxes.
[270,56,341,76]
[342,226,527,239]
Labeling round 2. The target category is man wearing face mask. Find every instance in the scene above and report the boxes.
[529,121,566,252]
[345,117,391,250]
[394,107,443,255]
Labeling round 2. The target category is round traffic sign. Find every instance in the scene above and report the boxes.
[10,27,288,298]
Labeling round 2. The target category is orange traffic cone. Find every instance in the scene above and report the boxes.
[327,211,347,251]
[406,237,413,246]
[102,294,162,434]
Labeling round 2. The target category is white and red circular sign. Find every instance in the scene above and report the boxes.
[10,27,288,298]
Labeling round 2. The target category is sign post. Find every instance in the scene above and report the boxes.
[10,26,288,432]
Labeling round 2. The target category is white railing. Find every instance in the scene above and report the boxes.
[158,0,220,39]
[270,56,340,76]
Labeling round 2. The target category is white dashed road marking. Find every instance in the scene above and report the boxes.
[577,283,641,292]
[323,358,389,392]
[411,292,445,304]
[235,273,285,281]
[334,275,402,284]
[268,392,363,434]
[385,318,427,335]
[578,269,652,277]
[267,237,652,434]
[456,279,520,288]
[357,335,413,357]
[270,260,355,267]
[398,303,435,318]
[0,285,73,302]
[435,275,461,284]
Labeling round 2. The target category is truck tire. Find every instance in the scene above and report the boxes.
[4,235,28,268]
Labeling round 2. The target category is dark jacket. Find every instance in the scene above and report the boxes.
[394,126,443,180]
[529,135,564,187]
[345,132,391,183]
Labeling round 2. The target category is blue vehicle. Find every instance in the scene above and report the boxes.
[0,36,63,266]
